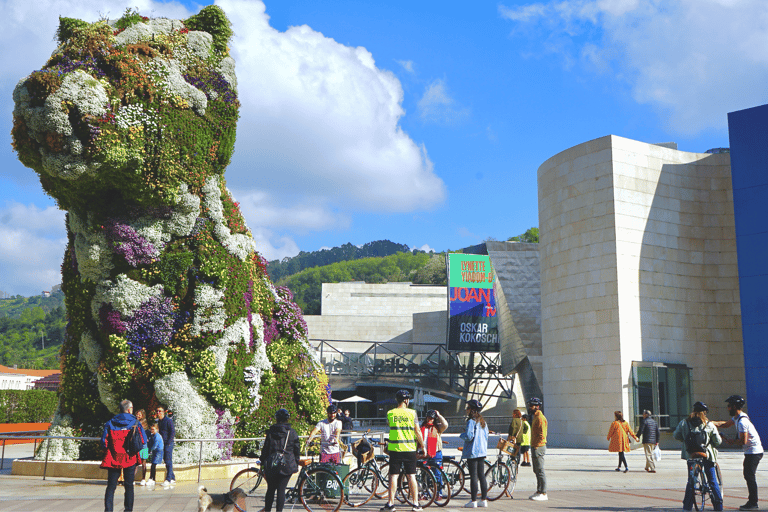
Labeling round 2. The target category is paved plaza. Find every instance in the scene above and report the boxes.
[2,443,766,511]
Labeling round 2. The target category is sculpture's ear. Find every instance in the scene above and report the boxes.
[184,5,233,53]
[56,16,89,44]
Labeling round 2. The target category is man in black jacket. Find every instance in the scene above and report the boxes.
[155,405,175,486]
[637,410,660,473]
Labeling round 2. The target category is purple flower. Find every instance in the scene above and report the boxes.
[99,304,127,335]
[103,220,157,267]
[124,296,175,360]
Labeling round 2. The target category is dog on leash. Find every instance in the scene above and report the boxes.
[198,485,248,512]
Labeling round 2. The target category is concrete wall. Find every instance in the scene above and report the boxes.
[538,135,745,448]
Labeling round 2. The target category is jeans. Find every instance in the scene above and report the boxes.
[466,457,487,501]
[744,453,763,506]
[105,465,135,512]
[265,474,291,511]
[163,441,175,481]
[532,446,546,494]
[427,450,443,487]
[683,460,722,511]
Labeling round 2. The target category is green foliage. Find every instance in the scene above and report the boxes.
[114,8,146,31]
[280,251,433,314]
[0,390,59,423]
[56,16,90,44]
[267,240,413,281]
[411,254,448,285]
[508,227,539,243]
[0,295,66,369]
[184,5,234,54]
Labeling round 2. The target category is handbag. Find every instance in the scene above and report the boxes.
[652,445,662,461]
[264,432,291,476]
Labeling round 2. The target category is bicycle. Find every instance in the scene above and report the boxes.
[343,433,392,507]
[230,451,345,512]
[447,446,492,496]
[687,456,722,511]
[484,439,516,501]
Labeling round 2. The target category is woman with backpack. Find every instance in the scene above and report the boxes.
[673,401,723,511]
[261,409,301,512]
[607,410,639,472]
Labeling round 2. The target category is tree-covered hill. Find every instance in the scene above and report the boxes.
[0,301,66,369]
[0,290,65,318]
[267,240,414,281]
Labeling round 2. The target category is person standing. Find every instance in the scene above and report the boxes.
[420,410,449,491]
[637,410,660,473]
[146,422,164,486]
[261,408,301,512]
[673,401,723,511]
[101,399,145,512]
[339,409,354,450]
[527,397,548,501]
[460,399,489,508]
[380,389,424,512]
[134,408,149,485]
[307,404,343,464]
[507,409,523,463]
[607,410,639,472]
[520,414,532,466]
[713,395,763,511]
[155,404,175,486]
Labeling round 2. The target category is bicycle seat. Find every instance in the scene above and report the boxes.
[375,454,388,461]
[688,452,708,460]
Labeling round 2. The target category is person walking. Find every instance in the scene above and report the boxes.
[261,408,301,512]
[101,399,145,512]
[338,408,354,451]
[673,401,723,511]
[636,410,660,473]
[713,395,763,511]
[307,404,343,464]
[527,397,548,501]
[155,404,175,487]
[380,389,424,512]
[420,410,448,493]
[460,399,489,508]
[608,410,639,472]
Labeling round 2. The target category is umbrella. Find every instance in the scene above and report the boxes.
[337,395,371,418]
[423,394,449,403]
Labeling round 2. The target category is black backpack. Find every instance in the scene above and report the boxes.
[124,424,144,456]
[684,419,709,455]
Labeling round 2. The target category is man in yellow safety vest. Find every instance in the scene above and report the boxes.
[381,389,425,512]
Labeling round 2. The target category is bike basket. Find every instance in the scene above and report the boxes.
[496,438,514,455]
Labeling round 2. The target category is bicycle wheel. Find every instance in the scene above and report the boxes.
[693,463,708,511]
[374,461,390,499]
[344,467,377,507]
[433,466,452,507]
[230,466,265,510]
[484,460,511,501]
[505,458,518,497]
[397,466,438,508]
[442,460,465,499]
[299,467,344,512]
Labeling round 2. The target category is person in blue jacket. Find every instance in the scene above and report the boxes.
[460,399,489,508]
[155,404,175,486]
[145,422,165,486]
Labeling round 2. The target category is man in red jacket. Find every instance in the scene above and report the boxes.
[102,399,145,512]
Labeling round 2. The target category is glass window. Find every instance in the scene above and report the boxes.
[632,362,691,430]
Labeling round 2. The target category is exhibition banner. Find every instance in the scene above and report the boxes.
[447,254,499,352]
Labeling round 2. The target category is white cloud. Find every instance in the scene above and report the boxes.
[396,60,415,73]
[0,202,67,295]
[499,0,768,135]
[417,79,470,125]
[412,244,434,253]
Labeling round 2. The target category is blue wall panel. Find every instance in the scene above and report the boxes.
[728,104,768,445]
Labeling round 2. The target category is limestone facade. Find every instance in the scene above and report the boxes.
[538,135,745,448]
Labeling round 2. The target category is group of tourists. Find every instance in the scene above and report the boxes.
[100,400,176,512]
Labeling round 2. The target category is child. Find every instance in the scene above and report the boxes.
[146,422,165,486]
[520,414,532,466]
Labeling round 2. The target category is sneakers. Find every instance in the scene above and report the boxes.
[162,480,171,487]
[739,503,759,510]
[464,502,477,508]
[170,479,176,485]
[380,504,396,512]
[146,479,155,486]
[531,493,548,501]
[615,468,621,472]
[139,479,146,486]
[478,500,488,508]
[411,507,423,512]
[624,467,629,473]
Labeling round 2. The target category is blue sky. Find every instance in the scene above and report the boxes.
[1,0,766,296]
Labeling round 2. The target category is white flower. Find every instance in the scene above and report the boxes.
[202,176,257,261]
[167,184,200,236]
[192,283,226,336]
[148,57,207,115]
[251,313,264,349]
[218,56,238,94]
[209,318,249,375]
[78,331,102,373]
[91,274,163,321]
[113,19,184,46]
[187,31,213,60]
[97,373,119,414]
[35,413,80,461]
[69,211,113,282]
[154,371,221,463]
[244,339,271,411]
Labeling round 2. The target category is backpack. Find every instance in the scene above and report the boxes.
[124,424,144,456]
[684,419,709,455]
[264,432,290,477]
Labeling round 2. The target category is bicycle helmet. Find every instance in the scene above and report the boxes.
[275,408,290,422]
[725,395,746,407]
[466,399,483,411]
[693,401,708,412]
[396,389,411,402]
[327,404,338,415]
[426,410,438,419]
[526,397,543,407]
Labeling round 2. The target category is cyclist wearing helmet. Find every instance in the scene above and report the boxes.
[713,395,763,510]
[420,410,449,491]
[527,397,548,501]
[673,401,723,511]
[382,389,425,512]
[460,399,489,508]
[261,408,300,512]
[307,404,343,464]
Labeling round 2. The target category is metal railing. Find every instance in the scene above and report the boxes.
[0,430,46,470]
